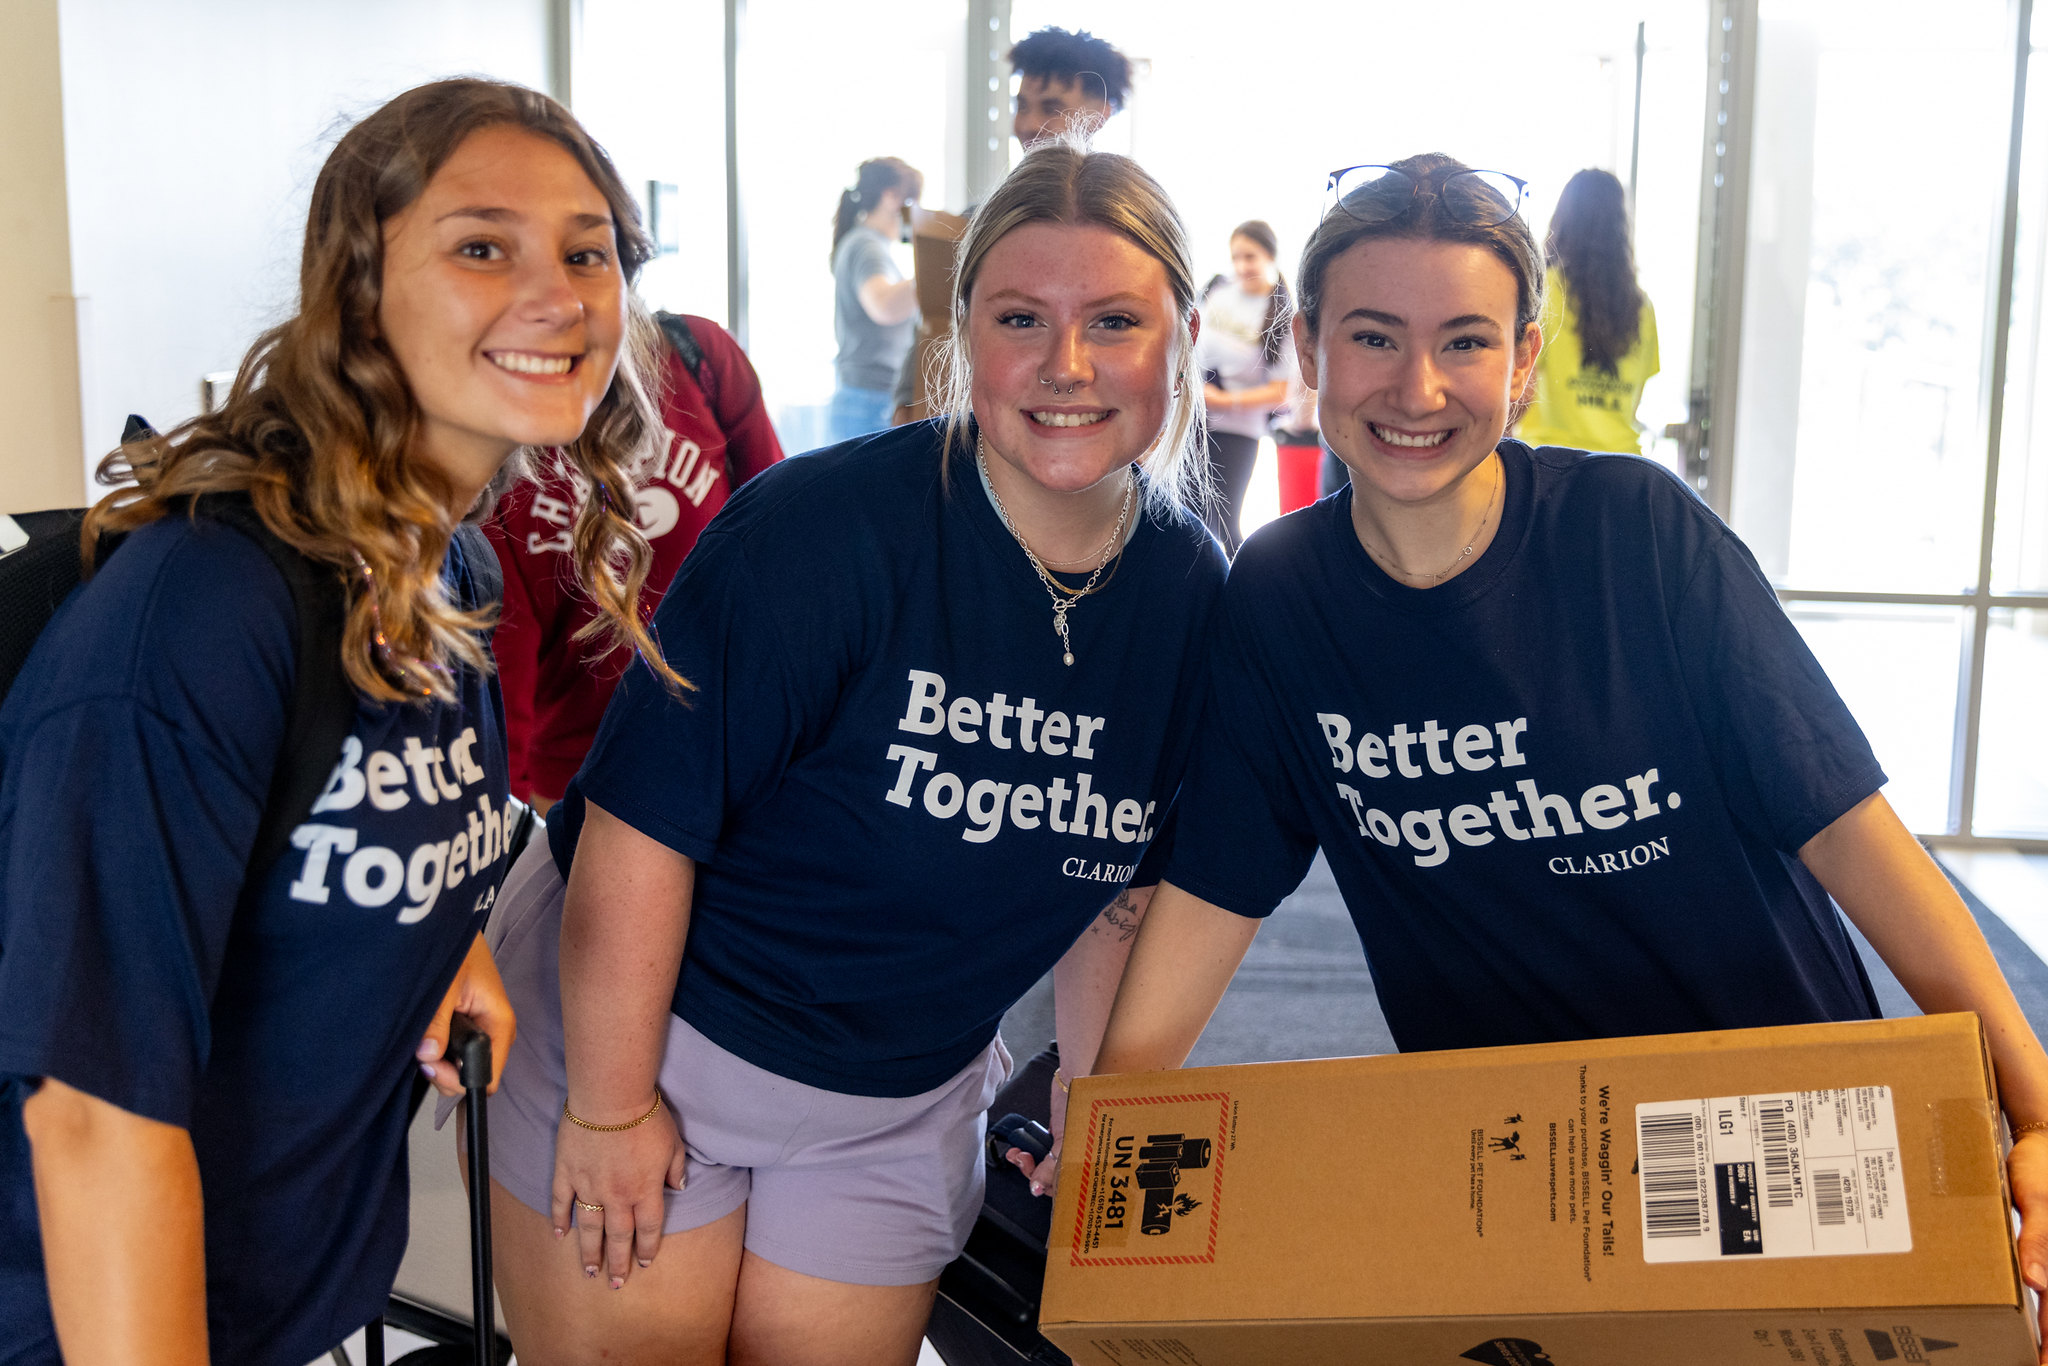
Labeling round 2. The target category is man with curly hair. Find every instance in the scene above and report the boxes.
[891,27,1138,425]
[1008,26,1133,145]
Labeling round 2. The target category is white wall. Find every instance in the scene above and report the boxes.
[0,0,86,512]
[55,0,555,495]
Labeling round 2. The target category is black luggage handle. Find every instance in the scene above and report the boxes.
[357,1014,501,1366]
[447,1012,496,1366]
[986,1112,1052,1167]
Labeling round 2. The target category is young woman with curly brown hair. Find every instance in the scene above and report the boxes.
[0,77,679,1365]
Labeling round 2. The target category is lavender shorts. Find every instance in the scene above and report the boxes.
[476,839,1014,1286]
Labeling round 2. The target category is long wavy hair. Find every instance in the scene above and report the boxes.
[938,133,1208,517]
[85,78,685,705]
[1545,168,1642,375]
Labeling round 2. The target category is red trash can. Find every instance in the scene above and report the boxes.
[1275,438,1322,515]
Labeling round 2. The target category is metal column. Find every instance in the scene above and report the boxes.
[965,0,1013,206]
[1950,0,2036,837]
[724,0,748,348]
[547,0,582,108]
[1680,0,1758,517]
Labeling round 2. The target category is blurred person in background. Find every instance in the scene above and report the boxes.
[1517,167,1659,455]
[891,27,1137,427]
[1010,26,1132,145]
[828,157,923,445]
[1198,219,1293,552]
[488,313,783,815]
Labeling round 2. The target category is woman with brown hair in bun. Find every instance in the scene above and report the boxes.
[0,77,679,1364]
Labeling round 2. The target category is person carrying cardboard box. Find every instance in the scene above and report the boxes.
[1046,153,2048,1359]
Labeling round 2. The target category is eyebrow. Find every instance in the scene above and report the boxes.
[437,207,614,231]
[981,288,1151,309]
[1338,307,1503,332]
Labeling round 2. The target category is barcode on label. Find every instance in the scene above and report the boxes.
[1759,1099,1794,1208]
[1638,1109,1706,1239]
[1813,1168,1846,1227]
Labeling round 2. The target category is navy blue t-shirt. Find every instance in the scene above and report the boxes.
[549,422,1227,1096]
[1165,442,1887,1053]
[0,517,511,1366]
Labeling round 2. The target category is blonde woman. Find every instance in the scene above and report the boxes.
[0,79,679,1364]
[482,138,1224,1365]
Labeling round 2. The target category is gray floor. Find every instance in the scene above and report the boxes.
[999,848,2048,1065]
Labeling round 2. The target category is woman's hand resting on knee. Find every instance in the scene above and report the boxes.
[550,1094,688,1290]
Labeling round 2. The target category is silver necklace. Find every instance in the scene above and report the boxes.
[978,436,1136,666]
[1359,458,1501,583]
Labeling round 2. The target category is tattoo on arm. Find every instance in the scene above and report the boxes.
[1097,890,1142,943]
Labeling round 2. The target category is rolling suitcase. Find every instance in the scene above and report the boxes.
[340,1013,512,1366]
[346,814,534,1366]
[927,1044,1073,1366]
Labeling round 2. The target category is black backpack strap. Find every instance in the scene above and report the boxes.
[0,508,91,706]
[0,416,157,704]
[191,493,356,889]
[655,311,709,391]
[656,310,751,488]
[452,522,501,620]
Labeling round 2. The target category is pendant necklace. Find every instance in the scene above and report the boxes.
[1359,457,1502,584]
[978,435,1136,666]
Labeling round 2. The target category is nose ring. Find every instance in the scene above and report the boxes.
[1040,377,1079,396]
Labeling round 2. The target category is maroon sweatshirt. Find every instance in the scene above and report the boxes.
[485,316,783,801]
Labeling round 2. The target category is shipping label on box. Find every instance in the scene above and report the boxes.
[1069,1090,1232,1264]
[1637,1087,1910,1263]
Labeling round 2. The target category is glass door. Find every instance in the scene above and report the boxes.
[1703,0,2048,843]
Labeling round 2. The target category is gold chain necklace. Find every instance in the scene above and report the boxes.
[1358,458,1501,584]
[978,435,1136,666]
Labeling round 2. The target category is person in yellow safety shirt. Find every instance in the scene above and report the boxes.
[1517,168,1659,456]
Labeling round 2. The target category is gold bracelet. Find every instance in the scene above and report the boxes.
[2012,1119,2048,1138]
[1053,1069,1072,1094]
[563,1094,664,1133]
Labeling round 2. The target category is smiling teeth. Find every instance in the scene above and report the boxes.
[1030,411,1108,427]
[491,352,574,375]
[1371,423,1450,448]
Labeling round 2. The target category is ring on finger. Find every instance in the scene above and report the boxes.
[575,1198,605,1213]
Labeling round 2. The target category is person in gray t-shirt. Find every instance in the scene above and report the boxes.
[827,157,922,445]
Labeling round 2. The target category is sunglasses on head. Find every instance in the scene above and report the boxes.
[1324,165,1530,228]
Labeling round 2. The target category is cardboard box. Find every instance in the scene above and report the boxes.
[897,328,950,424]
[910,207,969,324]
[1043,1015,2032,1365]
